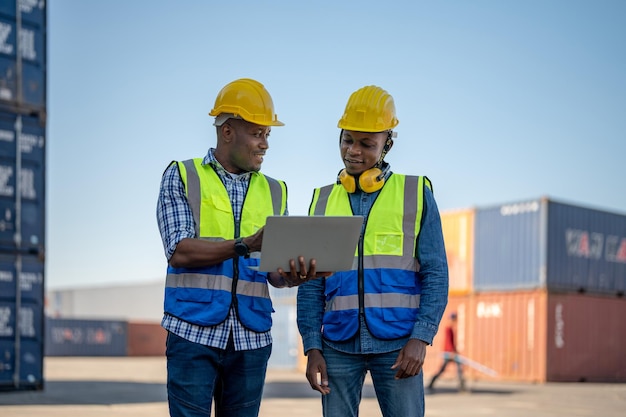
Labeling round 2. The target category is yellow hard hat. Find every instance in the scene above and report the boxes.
[337,85,398,132]
[209,78,284,126]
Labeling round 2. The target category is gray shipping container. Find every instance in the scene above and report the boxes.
[268,286,298,369]
[474,197,626,295]
[45,318,128,357]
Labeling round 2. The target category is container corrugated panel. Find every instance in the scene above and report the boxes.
[441,209,474,294]
[269,286,298,368]
[268,303,298,369]
[0,299,43,339]
[546,201,626,295]
[126,321,166,356]
[0,111,45,252]
[474,199,545,291]
[0,299,44,390]
[0,1,46,110]
[465,290,548,383]
[546,293,626,382]
[0,339,43,390]
[0,0,46,25]
[269,285,297,304]
[45,318,128,357]
[0,253,43,302]
[269,286,298,369]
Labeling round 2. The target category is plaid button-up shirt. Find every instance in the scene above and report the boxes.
[157,148,274,351]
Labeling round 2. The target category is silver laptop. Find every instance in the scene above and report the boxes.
[255,215,364,272]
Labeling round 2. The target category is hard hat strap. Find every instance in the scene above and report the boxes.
[375,131,394,168]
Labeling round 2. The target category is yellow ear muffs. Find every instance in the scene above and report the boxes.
[337,166,387,193]
[338,169,357,193]
[358,167,385,193]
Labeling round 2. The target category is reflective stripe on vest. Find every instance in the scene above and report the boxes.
[310,174,429,340]
[164,158,286,331]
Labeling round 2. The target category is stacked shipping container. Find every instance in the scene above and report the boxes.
[44,318,169,357]
[425,197,626,383]
[0,0,46,391]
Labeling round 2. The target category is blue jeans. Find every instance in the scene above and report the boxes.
[166,332,272,417]
[322,345,425,417]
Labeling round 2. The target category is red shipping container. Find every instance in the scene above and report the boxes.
[457,291,626,383]
[126,322,166,357]
[545,293,626,382]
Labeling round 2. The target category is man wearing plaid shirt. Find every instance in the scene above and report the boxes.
[157,78,318,417]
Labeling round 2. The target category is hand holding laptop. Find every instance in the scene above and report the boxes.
[255,216,364,288]
[269,255,333,288]
[241,225,331,288]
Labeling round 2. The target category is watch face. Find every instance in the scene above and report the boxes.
[235,240,249,256]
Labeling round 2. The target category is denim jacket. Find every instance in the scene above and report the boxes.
[297,178,449,354]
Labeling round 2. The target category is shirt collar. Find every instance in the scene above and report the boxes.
[204,148,253,181]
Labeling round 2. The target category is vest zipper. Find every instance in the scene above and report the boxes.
[358,231,365,316]
[232,220,240,312]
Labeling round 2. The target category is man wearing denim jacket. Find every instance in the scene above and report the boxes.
[297,85,449,417]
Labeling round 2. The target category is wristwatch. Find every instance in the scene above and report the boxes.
[234,237,250,258]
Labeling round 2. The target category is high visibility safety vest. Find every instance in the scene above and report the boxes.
[164,158,287,332]
[309,174,431,341]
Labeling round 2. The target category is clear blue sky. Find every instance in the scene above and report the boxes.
[46,1,626,289]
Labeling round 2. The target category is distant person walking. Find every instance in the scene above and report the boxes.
[156,78,323,417]
[428,312,466,391]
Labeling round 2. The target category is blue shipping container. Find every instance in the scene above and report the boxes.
[0,0,46,26]
[0,1,46,110]
[0,110,45,252]
[0,339,43,390]
[474,197,626,295]
[45,318,128,357]
[547,201,626,293]
[0,253,44,302]
[0,299,44,390]
[0,299,43,339]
